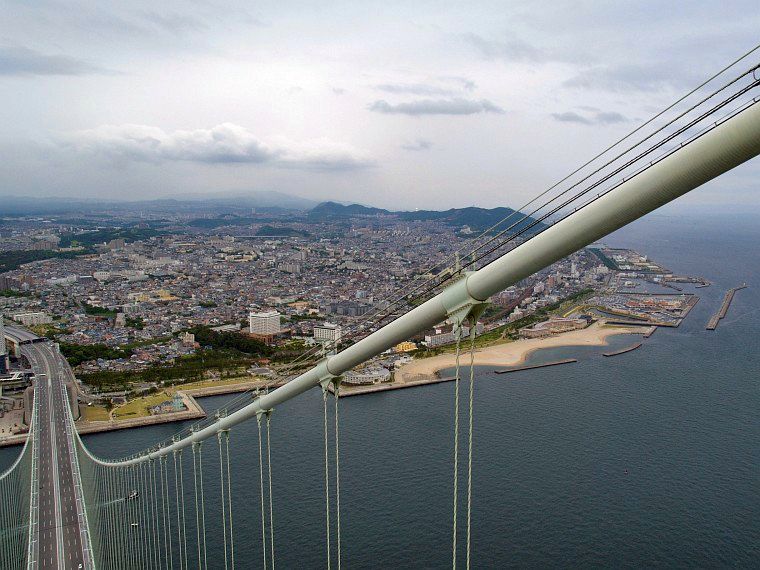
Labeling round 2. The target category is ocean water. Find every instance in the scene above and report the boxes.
[3,212,759,568]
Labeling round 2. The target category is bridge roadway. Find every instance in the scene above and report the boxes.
[23,341,89,569]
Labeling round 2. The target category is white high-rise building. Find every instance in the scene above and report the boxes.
[314,322,342,344]
[249,310,281,336]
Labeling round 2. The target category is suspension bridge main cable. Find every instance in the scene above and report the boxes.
[201,57,760,421]
[454,75,760,277]
[137,42,752,445]
[87,45,760,475]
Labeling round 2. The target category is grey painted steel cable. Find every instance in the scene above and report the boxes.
[173,451,184,570]
[198,443,208,570]
[192,443,203,570]
[322,389,331,570]
[186,58,760,431]
[172,451,187,569]
[65,47,760,506]
[451,331,463,569]
[455,75,760,277]
[257,415,268,569]
[179,450,189,570]
[224,431,236,570]
[334,386,342,570]
[217,432,229,570]
[465,331,477,570]
[152,460,161,568]
[265,416,274,570]
[163,456,174,570]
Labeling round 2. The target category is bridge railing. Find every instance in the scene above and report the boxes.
[0,370,36,570]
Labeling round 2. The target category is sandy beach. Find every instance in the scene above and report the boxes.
[395,321,642,383]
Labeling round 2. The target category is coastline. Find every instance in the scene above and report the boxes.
[394,321,643,383]
[0,379,279,447]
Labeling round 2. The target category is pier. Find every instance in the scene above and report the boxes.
[494,358,577,374]
[706,284,747,330]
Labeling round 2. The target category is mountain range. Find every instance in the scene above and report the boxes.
[308,201,544,233]
[0,191,543,234]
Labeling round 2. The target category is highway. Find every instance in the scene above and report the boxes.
[22,342,91,570]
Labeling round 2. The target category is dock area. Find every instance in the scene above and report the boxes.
[706,284,747,330]
[336,375,456,397]
[75,392,206,437]
[603,342,642,357]
[0,379,284,447]
[494,358,577,374]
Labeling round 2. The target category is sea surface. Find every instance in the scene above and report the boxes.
[3,212,759,568]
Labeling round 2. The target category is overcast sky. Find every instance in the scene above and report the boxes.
[1,0,759,210]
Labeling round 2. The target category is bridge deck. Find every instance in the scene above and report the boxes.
[24,343,89,570]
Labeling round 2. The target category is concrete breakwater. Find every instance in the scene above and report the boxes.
[603,342,643,357]
[494,359,578,374]
[337,375,456,397]
[706,284,747,330]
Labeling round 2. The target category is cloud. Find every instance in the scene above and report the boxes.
[463,32,550,63]
[0,46,112,76]
[375,83,455,96]
[56,123,373,170]
[140,11,208,35]
[439,76,477,91]
[563,63,698,92]
[551,110,629,125]
[401,139,433,151]
[368,98,504,116]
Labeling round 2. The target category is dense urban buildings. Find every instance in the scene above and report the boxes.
[0,202,634,393]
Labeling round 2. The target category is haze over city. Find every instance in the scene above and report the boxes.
[1,0,760,210]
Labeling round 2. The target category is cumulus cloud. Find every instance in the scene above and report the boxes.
[401,139,433,151]
[57,123,373,170]
[551,110,629,125]
[0,46,112,76]
[368,98,504,116]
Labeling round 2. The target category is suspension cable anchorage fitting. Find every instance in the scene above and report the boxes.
[212,409,230,436]
[313,356,341,394]
[252,389,274,419]
[440,271,490,335]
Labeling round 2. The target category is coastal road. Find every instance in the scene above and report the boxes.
[23,341,91,570]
